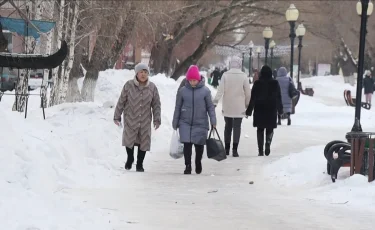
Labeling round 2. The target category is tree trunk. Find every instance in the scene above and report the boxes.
[49,0,65,107]
[58,1,79,104]
[81,70,98,102]
[12,36,34,112]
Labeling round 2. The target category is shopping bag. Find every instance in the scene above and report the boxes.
[170,130,184,159]
[206,127,227,161]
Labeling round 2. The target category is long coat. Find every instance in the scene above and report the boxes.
[363,76,374,94]
[172,78,217,145]
[210,69,221,87]
[246,74,283,129]
[114,77,161,151]
[276,73,294,113]
[213,68,251,118]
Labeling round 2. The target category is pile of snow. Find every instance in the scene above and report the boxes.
[263,146,375,208]
[300,75,356,106]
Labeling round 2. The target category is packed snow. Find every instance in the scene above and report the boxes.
[1,70,375,229]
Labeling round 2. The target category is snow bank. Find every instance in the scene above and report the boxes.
[290,75,375,129]
[264,145,375,208]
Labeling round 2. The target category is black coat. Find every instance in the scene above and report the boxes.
[363,76,374,94]
[246,76,283,129]
[210,70,221,87]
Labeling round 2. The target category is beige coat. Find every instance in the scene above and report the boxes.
[213,68,251,118]
[114,77,161,151]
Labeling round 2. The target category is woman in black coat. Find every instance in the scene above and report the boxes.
[363,71,374,105]
[246,65,283,156]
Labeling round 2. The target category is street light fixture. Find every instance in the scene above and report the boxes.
[286,4,299,79]
[249,40,254,77]
[263,27,273,65]
[296,24,306,90]
[256,46,261,70]
[269,40,276,71]
[352,0,373,132]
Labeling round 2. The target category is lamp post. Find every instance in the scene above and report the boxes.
[352,0,374,132]
[263,27,273,65]
[249,40,254,77]
[286,4,299,79]
[256,47,261,70]
[296,24,306,90]
[269,40,276,70]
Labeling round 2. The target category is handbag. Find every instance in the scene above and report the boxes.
[206,127,227,161]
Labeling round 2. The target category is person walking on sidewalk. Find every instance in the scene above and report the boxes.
[363,70,374,105]
[114,63,161,172]
[246,65,283,156]
[173,65,217,175]
[213,56,251,157]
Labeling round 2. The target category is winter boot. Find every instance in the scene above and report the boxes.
[265,132,274,156]
[287,113,291,126]
[225,143,230,155]
[257,130,264,156]
[136,150,146,172]
[184,164,192,174]
[232,143,239,157]
[277,114,281,125]
[125,147,134,170]
[195,148,203,174]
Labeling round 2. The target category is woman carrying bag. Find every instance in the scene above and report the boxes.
[172,65,217,175]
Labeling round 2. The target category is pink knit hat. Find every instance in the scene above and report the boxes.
[186,65,201,81]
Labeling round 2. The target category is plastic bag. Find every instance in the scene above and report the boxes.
[170,130,184,159]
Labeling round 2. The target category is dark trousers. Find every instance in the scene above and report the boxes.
[126,146,146,166]
[256,128,274,151]
[224,117,243,145]
[183,143,204,166]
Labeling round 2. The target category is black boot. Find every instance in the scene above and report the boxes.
[232,143,239,157]
[257,129,264,156]
[125,147,134,170]
[184,165,192,174]
[136,150,146,172]
[287,113,291,126]
[265,131,274,156]
[195,145,203,174]
[184,143,193,174]
[277,114,281,125]
[225,143,230,155]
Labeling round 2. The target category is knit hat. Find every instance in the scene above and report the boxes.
[135,63,150,74]
[229,56,242,69]
[277,67,288,77]
[186,65,201,81]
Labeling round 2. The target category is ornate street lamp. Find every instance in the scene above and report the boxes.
[352,0,373,132]
[269,40,276,70]
[263,27,273,65]
[296,24,306,90]
[286,4,299,79]
[249,40,254,77]
[256,46,261,70]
